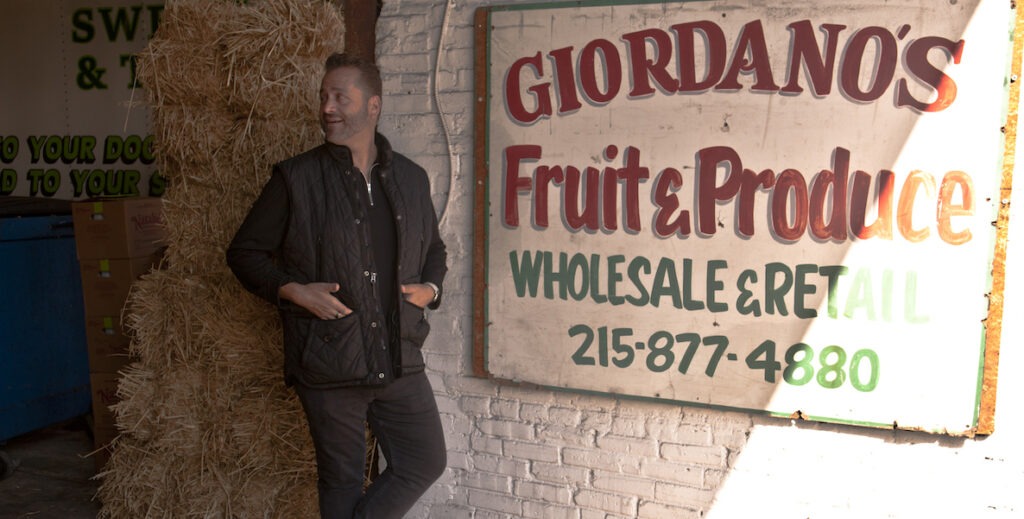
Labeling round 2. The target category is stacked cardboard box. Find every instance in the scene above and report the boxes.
[72,197,165,471]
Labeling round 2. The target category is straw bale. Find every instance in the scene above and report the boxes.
[98,0,349,516]
[136,1,235,108]
[227,115,325,173]
[149,105,237,169]
[153,116,323,274]
[105,269,321,517]
[100,432,317,518]
[104,318,317,515]
[219,0,344,119]
[123,270,280,369]
[157,182,254,274]
[154,113,319,193]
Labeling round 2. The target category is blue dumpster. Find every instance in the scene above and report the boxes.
[0,214,91,445]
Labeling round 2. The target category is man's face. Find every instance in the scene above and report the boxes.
[319,66,380,147]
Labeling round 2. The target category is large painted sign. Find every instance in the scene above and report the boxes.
[1,0,164,200]
[473,0,1014,435]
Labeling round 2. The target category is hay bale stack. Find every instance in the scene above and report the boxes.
[96,1,344,517]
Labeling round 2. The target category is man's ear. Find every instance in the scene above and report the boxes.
[369,95,382,118]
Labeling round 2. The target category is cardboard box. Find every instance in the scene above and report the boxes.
[79,255,159,316]
[92,424,118,473]
[72,197,165,260]
[84,314,133,373]
[90,372,121,429]
[90,372,122,473]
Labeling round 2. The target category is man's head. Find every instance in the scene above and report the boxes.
[320,53,382,147]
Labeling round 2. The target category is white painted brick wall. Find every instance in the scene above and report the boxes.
[375,1,1024,517]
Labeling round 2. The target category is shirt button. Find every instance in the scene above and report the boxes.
[354,218,361,225]
[378,373,385,379]
[363,270,370,277]
[371,322,378,328]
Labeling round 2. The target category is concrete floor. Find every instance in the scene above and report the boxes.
[0,418,101,519]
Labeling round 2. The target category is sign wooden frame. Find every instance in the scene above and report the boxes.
[472,0,1017,436]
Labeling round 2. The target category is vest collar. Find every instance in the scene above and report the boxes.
[324,132,393,170]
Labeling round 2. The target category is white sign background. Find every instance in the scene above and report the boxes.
[1,0,162,200]
[479,0,1012,435]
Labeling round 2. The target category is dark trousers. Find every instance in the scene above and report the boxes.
[295,372,447,519]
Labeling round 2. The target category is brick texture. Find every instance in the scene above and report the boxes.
[374,1,1024,518]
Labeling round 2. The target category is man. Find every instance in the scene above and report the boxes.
[227,53,447,518]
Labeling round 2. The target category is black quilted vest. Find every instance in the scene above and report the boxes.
[276,137,437,388]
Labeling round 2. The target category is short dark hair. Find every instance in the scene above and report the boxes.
[324,53,382,98]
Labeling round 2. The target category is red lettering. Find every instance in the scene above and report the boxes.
[502,20,964,124]
[897,36,964,112]
[602,146,619,230]
[850,169,895,240]
[564,166,601,231]
[534,165,565,228]
[504,144,541,227]
[896,170,935,242]
[737,169,776,237]
[618,146,650,231]
[937,171,973,245]
[717,20,779,92]
[771,169,810,241]
[549,46,583,114]
[579,39,622,104]
[782,20,846,95]
[672,20,727,92]
[652,167,691,237]
[505,53,552,124]
[697,146,744,235]
[622,28,678,97]
[840,27,898,102]
[808,148,850,241]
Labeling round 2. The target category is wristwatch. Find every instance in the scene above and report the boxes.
[424,282,440,303]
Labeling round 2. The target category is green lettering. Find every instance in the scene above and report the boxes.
[567,253,588,301]
[736,269,761,316]
[99,6,143,42]
[605,255,624,305]
[510,250,544,298]
[793,263,818,318]
[545,251,568,300]
[147,5,164,38]
[625,256,650,307]
[588,254,607,304]
[904,271,928,324]
[0,136,19,163]
[681,258,704,310]
[122,170,141,195]
[148,171,166,196]
[881,269,894,321]
[70,169,89,197]
[651,258,682,309]
[1,169,16,195]
[27,135,44,162]
[844,268,875,320]
[707,260,728,312]
[764,262,792,316]
[71,9,94,43]
[818,265,849,318]
[103,136,122,163]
